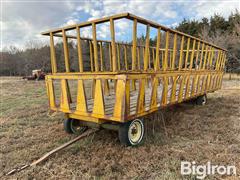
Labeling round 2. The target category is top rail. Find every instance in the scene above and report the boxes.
[41,13,129,35]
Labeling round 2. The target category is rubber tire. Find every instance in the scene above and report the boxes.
[118,119,145,146]
[196,94,207,105]
[64,118,87,134]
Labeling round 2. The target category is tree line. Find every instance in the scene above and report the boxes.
[0,10,239,76]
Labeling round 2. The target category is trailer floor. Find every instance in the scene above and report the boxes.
[70,82,191,116]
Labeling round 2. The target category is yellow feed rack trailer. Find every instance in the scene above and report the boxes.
[42,13,226,146]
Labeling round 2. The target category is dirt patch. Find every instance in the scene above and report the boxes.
[0,77,240,179]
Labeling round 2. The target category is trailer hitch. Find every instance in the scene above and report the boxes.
[5,128,99,176]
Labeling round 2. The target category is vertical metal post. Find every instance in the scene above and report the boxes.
[76,26,83,72]
[155,28,161,71]
[92,23,99,72]
[124,45,128,70]
[152,48,155,66]
[203,45,209,70]
[206,46,212,69]
[163,31,169,71]
[49,32,57,73]
[184,37,190,69]
[62,29,70,72]
[195,41,200,70]
[132,19,137,71]
[144,24,150,71]
[178,36,184,70]
[209,47,214,69]
[108,43,112,71]
[100,42,104,71]
[117,44,121,70]
[137,47,140,70]
[189,39,196,70]
[199,43,205,69]
[110,18,117,72]
[215,50,222,70]
[89,41,94,72]
[171,33,177,70]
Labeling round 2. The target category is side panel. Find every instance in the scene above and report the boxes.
[45,71,223,123]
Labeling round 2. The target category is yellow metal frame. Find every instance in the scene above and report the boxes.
[43,13,226,124]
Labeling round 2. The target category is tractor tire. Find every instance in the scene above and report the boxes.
[118,118,145,146]
[64,118,88,135]
[196,94,207,105]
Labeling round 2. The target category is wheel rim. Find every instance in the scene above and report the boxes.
[202,96,207,105]
[128,119,144,145]
[70,120,87,134]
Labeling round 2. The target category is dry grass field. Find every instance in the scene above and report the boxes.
[0,76,240,179]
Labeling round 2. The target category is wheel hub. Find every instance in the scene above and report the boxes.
[131,126,137,134]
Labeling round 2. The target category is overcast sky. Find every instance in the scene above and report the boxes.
[1,0,240,50]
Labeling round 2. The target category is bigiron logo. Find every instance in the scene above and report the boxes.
[181,161,236,179]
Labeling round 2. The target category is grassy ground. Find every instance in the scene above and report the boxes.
[0,76,240,179]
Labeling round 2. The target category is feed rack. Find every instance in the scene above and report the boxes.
[42,13,226,146]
